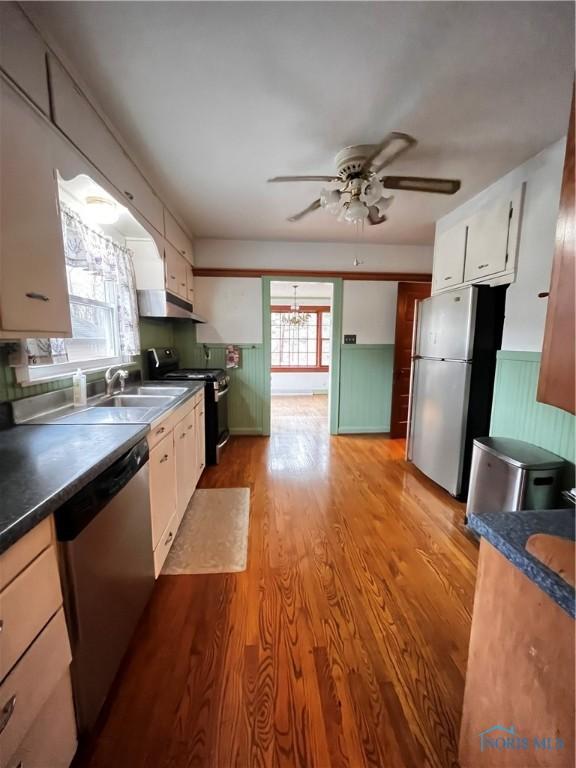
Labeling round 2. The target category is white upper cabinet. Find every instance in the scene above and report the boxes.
[47,55,165,235]
[432,223,467,292]
[0,81,71,337]
[164,209,193,264]
[463,185,524,282]
[432,184,525,294]
[0,3,50,115]
[165,242,188,299]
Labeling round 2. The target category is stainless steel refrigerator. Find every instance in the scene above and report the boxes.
[407,285,506,498]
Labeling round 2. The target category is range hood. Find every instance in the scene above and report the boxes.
[137,290,206,322]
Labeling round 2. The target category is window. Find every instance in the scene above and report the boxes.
[271,306,331,371]
[21,203,140,382]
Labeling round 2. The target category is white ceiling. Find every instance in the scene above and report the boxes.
[29,2,574,245]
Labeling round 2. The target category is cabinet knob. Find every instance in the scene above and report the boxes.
[25,292,50,302]
[156,427,166,435]
[477,263,489,269]
[124,190,134,201]
[443,276,452,281]
[165,531,174,546]
[160,454,169,463]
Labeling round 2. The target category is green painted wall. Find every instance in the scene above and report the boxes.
[338,344,394,434]
[490,350,575,463]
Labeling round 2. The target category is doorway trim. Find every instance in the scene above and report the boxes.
[262,276,343,436]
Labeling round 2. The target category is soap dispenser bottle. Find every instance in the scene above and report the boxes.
[73,368,87,406]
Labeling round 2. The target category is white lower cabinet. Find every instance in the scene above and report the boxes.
[148,391,206,575]
[6,670,77,768]
[0,522,76,768]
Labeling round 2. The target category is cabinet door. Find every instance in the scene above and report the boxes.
[0,3,50,115]
[432,223,467,291]
[186,264,194,305]
[165,210,193,264]
[48,56,164,234]
[149,432,176,549]
[464,194,515,281]
[0,82,72,335]
[195,397,206,483]
[537,89,575,414]
[175,412,192,521]
[165,243,187,299]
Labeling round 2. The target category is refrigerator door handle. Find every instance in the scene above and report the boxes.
[406,299,421,460]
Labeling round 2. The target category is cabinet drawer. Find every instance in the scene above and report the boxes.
[153,510,178,577]
[0,546,62,681]
[147,414,176,451]
[7,670,77,768]
[0,609,71,764]
[164,210,193,264]
[0,3,50,115]
[0,518,52,592]
[149,432,176,549]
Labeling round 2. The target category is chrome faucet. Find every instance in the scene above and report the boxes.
[105,367,129,396]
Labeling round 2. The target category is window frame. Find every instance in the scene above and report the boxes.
[270,304,331,372]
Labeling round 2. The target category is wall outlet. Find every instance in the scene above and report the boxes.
[344,335,357,344]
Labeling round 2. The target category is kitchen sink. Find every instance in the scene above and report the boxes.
[124,386,188,397]
[95,394,176,408]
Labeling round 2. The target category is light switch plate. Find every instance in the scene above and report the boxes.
[344,334,357,344]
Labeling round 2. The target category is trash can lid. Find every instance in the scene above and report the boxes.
[472,437,566,469]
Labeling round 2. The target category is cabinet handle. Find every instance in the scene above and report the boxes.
[0,695,16,735]
[187,424,194,431]
[170,274,176,280]
[538,292,550,298]
[477,263,489,269]
[160,454,169,463]
[124,190,134,201]
[181,282,186,287]
[156,426,166,435]
[0,619,3,633]
[180,432,186,439]
[443,276,452,281]
[164,531,174,546]
[25,292,50,302]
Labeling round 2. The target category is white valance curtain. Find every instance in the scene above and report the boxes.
[26,203,140,365]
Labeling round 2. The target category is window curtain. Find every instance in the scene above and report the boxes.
[25,203,140,365]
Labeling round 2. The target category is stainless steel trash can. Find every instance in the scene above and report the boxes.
[467,437,566,517]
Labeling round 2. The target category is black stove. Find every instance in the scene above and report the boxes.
[147,348,230,464]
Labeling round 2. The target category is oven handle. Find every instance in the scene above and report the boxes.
[214,385,230,401]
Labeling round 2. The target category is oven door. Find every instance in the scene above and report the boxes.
[215,384,230,462]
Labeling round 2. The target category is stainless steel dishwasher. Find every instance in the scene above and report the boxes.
[54,438,155,735]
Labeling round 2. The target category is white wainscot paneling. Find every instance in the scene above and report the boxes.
[271,371,329,394]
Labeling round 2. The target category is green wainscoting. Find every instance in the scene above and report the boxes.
[338,344,394,434]
[176,341,266,435]
[490,350,575,463]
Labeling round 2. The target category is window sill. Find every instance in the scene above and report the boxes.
[15,359,139,386]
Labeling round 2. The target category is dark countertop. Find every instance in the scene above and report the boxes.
[0,422,148,555]
[468,509,575,618]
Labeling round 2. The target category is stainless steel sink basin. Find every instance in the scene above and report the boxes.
[125,386,188,397]
[95,395,175,408]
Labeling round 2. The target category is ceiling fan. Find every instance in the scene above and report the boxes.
[268,132,461,226]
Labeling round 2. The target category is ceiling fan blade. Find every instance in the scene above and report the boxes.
[287,198,322,222]
[361,132,417,175]
[382,176,461,195]
[367,207,388,226]
[268,175,341,183]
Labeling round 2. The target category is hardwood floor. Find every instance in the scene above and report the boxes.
[271,394,328,432]
[78,406,478,768]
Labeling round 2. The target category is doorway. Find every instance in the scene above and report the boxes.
[262,277,343,436]
[269,281,333,433]
[390,281,432,438]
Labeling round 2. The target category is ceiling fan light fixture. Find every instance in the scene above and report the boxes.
[320,187,340,214]
[375,195,394,217]
[344,198,369,224]
[360,177,384,206]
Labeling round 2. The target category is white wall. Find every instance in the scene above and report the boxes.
[436,138,566,352]
[195,276,262,343]
[194,239,432,273]
[342,281,398,344]
[271,371,329,394]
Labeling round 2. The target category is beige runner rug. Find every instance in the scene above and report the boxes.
[162,488,250,575]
